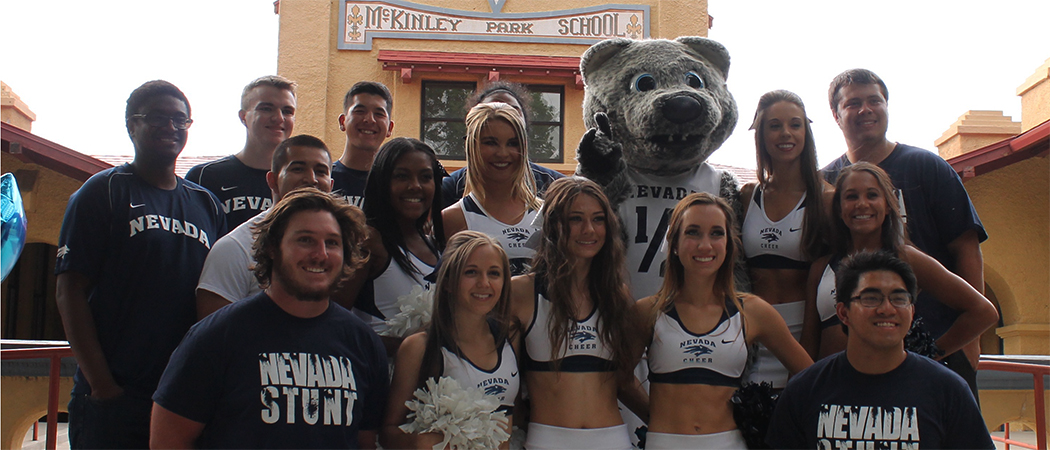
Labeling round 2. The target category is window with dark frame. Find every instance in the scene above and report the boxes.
[420,81,565,163]
[421,81,474,160]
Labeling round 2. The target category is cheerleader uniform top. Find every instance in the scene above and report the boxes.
[353,249,434,334]
[647,298,748,387]
[815,255,844,328]
[741,187,809,270]
[524,276,616,372]
[458,192,539,276]
[441,322,519,413]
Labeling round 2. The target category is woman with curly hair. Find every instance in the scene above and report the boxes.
[635,192,812,449]
[382,231,519,449]
[510,176,644,450]
[442,102,542,276]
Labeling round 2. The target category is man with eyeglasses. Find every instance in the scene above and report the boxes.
[55,80,227,449]
[766,251,992,449]
[187,75,297,228]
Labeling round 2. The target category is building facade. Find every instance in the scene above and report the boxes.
[275,0,709,171]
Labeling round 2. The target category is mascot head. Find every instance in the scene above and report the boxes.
[581,37,738,175]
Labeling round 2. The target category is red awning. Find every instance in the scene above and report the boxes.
[377,50,584,89]
[1,122,112,182]
[947,119,1050,179]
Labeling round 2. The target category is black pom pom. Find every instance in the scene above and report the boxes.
[634,425,648,449]
[905,317,947,363]
[732,381,778,449]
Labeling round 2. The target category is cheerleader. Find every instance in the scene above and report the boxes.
[442,102,542,276]
[381,231,519,449]
[352,138,444,356]
[739,90,831,385]
[636,193,812,449]
[510,177,645,450]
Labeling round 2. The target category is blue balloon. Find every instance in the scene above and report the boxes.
[1,173,28,282]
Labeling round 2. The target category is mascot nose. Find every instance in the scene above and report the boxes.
[662,95,704,124]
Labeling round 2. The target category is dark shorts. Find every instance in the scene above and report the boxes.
[68,392,152,449]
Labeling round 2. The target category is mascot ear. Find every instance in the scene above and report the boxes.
[675,36,731,80]
[580,38,633,84]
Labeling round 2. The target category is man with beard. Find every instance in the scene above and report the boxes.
[151,188,389,449]
[55,80,226,449]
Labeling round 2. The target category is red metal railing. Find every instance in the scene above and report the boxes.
[979,359,1050,450]
[1,345,73,450]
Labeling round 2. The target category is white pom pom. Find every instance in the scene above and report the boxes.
[400,377,511,450]
[381,284,434,337]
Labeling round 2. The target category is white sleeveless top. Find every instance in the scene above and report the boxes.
[459,193,539,276]
[353,250,434,334]
[741,187,809,270]
[524,276,615,372]
[816,259,840,327]
[647,298,748,387]
[441,337,519,412]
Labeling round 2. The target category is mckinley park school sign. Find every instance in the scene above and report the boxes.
[339,1,650,50]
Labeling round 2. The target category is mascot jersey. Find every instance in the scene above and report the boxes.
[647,297,748,387]
[441,321,519,413]
[621,163,723,299]
[459,193,538,276]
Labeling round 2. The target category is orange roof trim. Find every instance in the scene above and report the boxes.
[947,119,1050,179]
[1,122,111,182]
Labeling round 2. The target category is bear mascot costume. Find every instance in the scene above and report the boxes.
[575,36,740,299]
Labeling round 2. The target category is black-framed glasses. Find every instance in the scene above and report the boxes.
[850,292,913,308]
[130,113,193,130]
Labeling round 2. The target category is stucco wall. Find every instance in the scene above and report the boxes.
[0,153,82,247]
[0,376,74,450]
[276,0,708,171]
[964,156,1050,353]
[1017,58,1049,132]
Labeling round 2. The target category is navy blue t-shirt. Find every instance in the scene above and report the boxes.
[186,155,273,229]
[153,293,389,449]
[55,164,226,397]
[332,161,367,209]
[441,162,564,208]
[766,352,993,449]
[822,144,987,337]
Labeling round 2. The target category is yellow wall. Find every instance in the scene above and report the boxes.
[0,153,81,247]
[964,156,1050,353]
[1016,57,1049,132]
[0,376,74,450]
[980,390,1050,435]
[277,0,708,172]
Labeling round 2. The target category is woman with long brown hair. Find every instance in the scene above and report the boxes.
[801,162,997,361]
[635,193,811,449]
[739,90,831,388]
[510,177,644,450]
[381,231,519,449]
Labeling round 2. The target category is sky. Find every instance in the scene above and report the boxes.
[2,0,1048,170]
